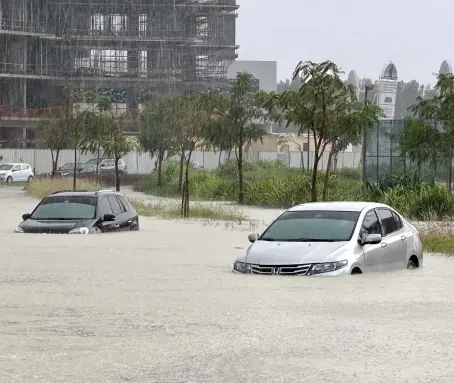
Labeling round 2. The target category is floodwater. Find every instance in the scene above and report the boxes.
[1,186,454,383]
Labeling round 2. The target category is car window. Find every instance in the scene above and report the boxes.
[21,164,30,170]
[30,196,97,220]
[117,196,128,212]
[98,197,113,216]
[12,165,20,172]
[107,195,123,216]
[360,210,381,237]
[259,210,360,242]
[391,211,403,230]
[376,208,398,236]
[0,164,13,171]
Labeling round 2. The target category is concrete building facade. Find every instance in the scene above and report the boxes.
[0,0,239,147]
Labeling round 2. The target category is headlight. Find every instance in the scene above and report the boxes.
[309,260,348,275]
[14,226,24,233]
[233,261,251,274]
[68,227,89,234]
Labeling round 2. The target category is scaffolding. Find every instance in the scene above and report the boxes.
[0,0,239,133]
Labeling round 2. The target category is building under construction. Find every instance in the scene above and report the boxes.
[0,0,239,147]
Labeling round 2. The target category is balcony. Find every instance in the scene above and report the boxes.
[0,18,57,37]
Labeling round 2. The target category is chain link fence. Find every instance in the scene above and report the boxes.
[363,119,452,185]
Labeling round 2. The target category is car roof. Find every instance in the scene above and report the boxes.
[287,201,390,213]
[3,162,27,166]
[46,190,121,198]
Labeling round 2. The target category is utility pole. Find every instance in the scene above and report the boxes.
[362,83,374,181]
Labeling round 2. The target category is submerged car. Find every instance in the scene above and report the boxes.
[14,190,139,234]
[0,163,34,183]
[233,202,423,276]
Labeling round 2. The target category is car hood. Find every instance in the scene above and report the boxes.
[0,170,11,175]
[18,219,96,234]
[246,240,348,265]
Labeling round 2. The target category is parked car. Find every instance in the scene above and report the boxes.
[0,163,34,183]
[14,190,139,234]
[233,202,423,276]
[190,160,204,169]
[85,158,128,175]
[49,162,85,177]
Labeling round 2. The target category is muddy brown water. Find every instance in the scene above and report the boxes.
[1,186,454,382]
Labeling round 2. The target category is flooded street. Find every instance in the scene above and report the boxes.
[1,187,454,382]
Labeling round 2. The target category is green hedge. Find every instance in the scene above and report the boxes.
[133,160,454,220]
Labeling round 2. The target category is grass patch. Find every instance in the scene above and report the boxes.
[422,235,454,255]
[25,177,102,199]
[25,177,246,221]
[133,200,247,221]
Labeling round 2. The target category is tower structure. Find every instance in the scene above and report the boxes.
[377,62,398,120]
[440,60,452,75]
[0,0,239,146]
[346,69,360,100]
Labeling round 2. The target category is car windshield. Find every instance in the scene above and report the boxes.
[259,210,360,242]
[30,196,97,220]
[60,163,81,170]
[0,164,14,171]
[85,158,104,166]
[101,160,115,166]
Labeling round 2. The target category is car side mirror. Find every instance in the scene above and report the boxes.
[22,213,31,221]
[360,233,382,245]
[103,213,116,222]
[248,233,258,243]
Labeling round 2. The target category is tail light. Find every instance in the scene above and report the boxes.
[418,232,422,241]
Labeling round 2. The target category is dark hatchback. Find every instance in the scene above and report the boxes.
[14,190,139,234]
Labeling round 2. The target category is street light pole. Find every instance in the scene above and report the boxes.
[362,84,374,181]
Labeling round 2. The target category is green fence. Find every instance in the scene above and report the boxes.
[363,119,451,185]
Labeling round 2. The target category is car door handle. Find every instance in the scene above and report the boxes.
[400,235,406,241]
[380,242,388,248]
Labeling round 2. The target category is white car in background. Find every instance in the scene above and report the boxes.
[233,202,423,276]
[0,163,34,183]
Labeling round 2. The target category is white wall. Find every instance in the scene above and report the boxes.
[0,149,362,175]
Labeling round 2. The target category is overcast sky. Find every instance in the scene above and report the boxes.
[236,0,452,85]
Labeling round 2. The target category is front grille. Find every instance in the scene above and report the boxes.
[251,264,311,276]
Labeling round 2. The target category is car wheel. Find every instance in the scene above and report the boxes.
[6,176,12,183]
[27,176,33,182]
[351,267,362,275]
[407,259,418,269]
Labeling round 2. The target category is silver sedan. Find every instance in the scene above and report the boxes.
[233,202,423,276]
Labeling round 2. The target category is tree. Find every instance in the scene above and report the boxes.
[261,60,381,201]
[79,95,113,180]
[399,119,440,177]
[172,93,222,217]
[139,95,177,187]
[409,72,454,186]
[102,113,135,192]
[204,72,265,204]
[36,108,69,177]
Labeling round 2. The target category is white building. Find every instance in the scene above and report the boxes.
[377,62,398,120]
[227,60,277,92]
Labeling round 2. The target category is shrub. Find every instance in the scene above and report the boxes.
[132,159,454,220]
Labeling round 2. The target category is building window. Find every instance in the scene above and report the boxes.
[384,96,392,103]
